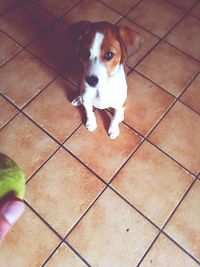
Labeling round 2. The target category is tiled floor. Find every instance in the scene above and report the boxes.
[0,0,200,266]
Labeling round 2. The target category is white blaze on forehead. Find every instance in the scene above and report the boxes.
[90,32,104,59]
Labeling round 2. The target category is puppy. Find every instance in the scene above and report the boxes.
[70,21,141,139]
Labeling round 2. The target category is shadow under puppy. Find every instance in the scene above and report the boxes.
[70,21,141,139]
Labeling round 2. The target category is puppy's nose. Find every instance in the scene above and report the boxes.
[85,75,98,87]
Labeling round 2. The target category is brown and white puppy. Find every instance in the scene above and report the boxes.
[70,21,141,139]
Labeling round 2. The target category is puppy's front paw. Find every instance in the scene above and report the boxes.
[86,118,97,132]
[108,125,120,139]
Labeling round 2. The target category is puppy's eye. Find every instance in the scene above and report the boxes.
[82,50,91,60]
[104,51,114,61]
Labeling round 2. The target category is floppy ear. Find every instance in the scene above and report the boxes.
[69,21,91,51]
[117,26,141,63]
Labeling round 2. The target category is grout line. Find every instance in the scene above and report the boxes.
[136,232,162,267]
[63,241,92,267]
[1,1,200,265]
[25,200,92,266]
[161,178,197,231]
[162,231,200,265]
[126,0,200,78]
[62,146,108,186]
[41,241,63,266]
[137,178,200,266]
[24,200,63,240]
[64,186,108,240]
[97,0,143,18]
[166,0,200,15]
[108,186,161,231]
[137,177,199,266]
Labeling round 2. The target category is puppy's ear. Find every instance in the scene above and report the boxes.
[117,26,141,63]
[69,21,91,50]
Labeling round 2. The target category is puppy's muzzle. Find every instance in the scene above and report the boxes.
[85,75,99,87]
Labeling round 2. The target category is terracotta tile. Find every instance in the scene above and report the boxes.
[0,0,18,14]
[0,205,60,267]
[100,0,140,14]
[180,74,200,113]
[117,18,159,68]
[27,21,75,72]
[34,0,79,17]
[45,243,87,267]
[65,110,142,182]
[0,113,58,178]
[125,72,174,135]
[140,234,199,267]
[168,0,198,11]
[136,41,200,96]
[112,141,193,226]
[0,31,22,66]
[165,16,200,61]
[126,0,184,37]
[0,96,18,128]
[26,148,104,236]
[191,1,200,19]
[62,0,121,25]
[149,101,200,175]
[0,1,54,46]
[165,180,200,261]
[62,61,83,87]
[24,77,83,143]
[67,188,158,266]
[0,50,55,108]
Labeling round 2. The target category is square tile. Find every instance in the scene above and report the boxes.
[168,0,198,11]
[0,0,18,14]
[117,18,159,68]
[34,0,79,17]
[61,61,83,87]
[136,41,200,96]
[0,31,22,66]
[0,96,18,128]
[125,72,174,135]
[191,1,200,19]
[140,234,199,266]
[149,101,200,175]
[27,21,74,72]
[0,205,60,267]
[100,0,139,14]
[126,0,184,37]
[62,0,121,25]
[0,113,58,178]
[26,148,104,236]
[180,74,200,113]
[165,16,200,61]
[67,188,158,266]
[45,243,87,266]
[24,77,83,143]
[112,141,193,227]
[0,0,54,46]
[0,50,55,108]
[165,180,200,261]
[65,110,142,182]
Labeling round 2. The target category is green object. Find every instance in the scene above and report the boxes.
[0,154,25,200]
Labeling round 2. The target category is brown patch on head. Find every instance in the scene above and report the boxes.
[69,21,141,76]
[100,29,122,76]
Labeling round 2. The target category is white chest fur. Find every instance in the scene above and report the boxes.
[82,64,127,110]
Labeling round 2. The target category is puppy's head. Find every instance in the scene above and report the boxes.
[69,21,141,88]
